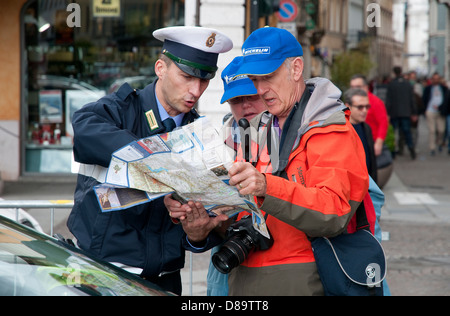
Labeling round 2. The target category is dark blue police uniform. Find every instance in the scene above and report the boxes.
[67,81,199,293]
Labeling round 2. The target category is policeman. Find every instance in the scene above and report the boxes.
[67,26,232,295]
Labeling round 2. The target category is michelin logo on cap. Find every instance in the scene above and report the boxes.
[223,74,249,85]
[243,47,271,56]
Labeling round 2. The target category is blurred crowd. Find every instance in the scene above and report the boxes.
[342,67,449,190]
[368,68,450,158]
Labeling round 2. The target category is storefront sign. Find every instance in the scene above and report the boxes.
[93,0,121,18]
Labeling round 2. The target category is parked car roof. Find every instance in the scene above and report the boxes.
[38,75,103,92]
[0,215,173,296]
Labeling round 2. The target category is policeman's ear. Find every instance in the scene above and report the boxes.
[155,58,168,79]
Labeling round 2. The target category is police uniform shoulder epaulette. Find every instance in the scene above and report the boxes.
[116,82,137,101]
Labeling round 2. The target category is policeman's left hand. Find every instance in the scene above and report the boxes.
[181,201,228,243]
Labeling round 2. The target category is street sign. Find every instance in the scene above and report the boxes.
[276,0,298,23]
[277,22,297,37]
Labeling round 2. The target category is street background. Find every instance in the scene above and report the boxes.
[1,118,449,296]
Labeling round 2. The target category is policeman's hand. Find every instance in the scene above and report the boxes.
[181,201,228,243]
[164,194,189,221]
[228,161,267,197]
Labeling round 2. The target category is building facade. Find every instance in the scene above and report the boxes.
[309,0,405,82]
[429,0,449,79]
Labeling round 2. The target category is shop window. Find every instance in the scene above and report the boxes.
[22,0,184,174]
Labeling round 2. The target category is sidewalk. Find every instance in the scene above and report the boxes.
[378,119,450,296]
[381,117,450,224]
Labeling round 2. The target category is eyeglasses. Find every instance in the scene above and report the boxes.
[228,95,260,105]
[351,104,371,111]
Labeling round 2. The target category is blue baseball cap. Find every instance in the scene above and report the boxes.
[235,27,303,77]
[220,56,257,104]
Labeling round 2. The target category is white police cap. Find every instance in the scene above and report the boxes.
[153,26,233,79]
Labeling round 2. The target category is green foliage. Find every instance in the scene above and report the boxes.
[384,124,395,152]
[330,43,374,93]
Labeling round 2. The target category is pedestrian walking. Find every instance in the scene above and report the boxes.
[385,66,417,159]
[422,72,448,155]
[408,70,425,151]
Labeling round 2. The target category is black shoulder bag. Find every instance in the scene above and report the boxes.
[310,203,386,296]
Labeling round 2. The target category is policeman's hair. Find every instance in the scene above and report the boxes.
[159,53,174,67]
[344,88,367,105]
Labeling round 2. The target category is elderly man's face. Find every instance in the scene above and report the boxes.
[248,58,302,121]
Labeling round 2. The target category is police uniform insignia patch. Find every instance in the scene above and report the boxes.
[145,109,159,130]
[206,33,216,48]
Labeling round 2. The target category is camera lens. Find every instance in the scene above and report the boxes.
[212,233,254,274]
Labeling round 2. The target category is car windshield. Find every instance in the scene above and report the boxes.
[0,216,169,296]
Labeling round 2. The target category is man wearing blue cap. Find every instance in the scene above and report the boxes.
[169,27,370,295]
[67,26,232,295]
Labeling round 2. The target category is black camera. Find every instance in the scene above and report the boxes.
[212,215,273,274]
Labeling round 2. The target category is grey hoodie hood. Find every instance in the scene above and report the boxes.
[299,77,347,137]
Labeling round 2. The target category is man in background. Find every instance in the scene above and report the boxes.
[350,74,388,157]
[385,66,417,159]
[422,72,448,155]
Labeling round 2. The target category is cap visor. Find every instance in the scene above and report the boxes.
[175,62,216,80]
[220,82,257,104]
[234,58,285,78]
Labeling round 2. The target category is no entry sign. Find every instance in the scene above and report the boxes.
[276,0,299,22]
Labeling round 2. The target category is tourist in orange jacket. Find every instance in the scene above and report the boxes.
[165,27,369,295]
